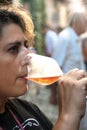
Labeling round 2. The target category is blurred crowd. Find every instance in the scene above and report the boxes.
[28,3,87,130]
[22,1,87,130]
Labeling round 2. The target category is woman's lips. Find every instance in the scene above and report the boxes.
[18,74,28,80]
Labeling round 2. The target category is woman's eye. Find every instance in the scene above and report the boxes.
[8,45,19,54]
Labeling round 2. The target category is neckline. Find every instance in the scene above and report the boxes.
[0,106,7,117]
[0,105,24,130]
[7,107,25,130]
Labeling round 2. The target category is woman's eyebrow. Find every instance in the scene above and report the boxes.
[7,39,28,46]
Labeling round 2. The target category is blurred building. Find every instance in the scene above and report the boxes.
[44,0,67,29]
[44,0,87,29]
[15,0,87,29]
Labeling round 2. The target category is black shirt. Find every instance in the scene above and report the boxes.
[0,98,53,130]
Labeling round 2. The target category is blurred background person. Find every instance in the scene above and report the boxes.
[42,24,58,105]
[53,10,87,74]
[81,33,87,71]
[42,24,58,57]
[52,6,87,108]
[79,33,87,130]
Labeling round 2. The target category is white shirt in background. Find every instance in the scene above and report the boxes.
[45,30,58,57]
[53,27,85,73]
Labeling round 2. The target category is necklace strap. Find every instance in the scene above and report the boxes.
[8,109,25,130]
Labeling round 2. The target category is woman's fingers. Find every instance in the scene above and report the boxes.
[58,69,87,117]
[65,68,87,80]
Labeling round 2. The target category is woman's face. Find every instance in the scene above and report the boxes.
[0,23,30,98]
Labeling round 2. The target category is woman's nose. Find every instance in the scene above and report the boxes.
[22,46,30,55]
[21,54,31,66]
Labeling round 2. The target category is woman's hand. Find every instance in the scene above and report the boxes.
[53,68,87,130]
[58,68,87,118]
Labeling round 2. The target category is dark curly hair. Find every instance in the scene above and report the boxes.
[0,0,12,5]
[0,0,35,45]
[0,9,26,35]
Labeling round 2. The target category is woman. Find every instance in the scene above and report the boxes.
[0,1,87,130]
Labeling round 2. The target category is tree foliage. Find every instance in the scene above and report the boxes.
[20,0,46,54]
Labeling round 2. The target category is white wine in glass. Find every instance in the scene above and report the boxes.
[26,53,63,85]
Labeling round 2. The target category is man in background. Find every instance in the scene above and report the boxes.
[53,11,87,73]
[42,24,58,105]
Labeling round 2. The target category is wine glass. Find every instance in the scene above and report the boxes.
[25,53,63,85]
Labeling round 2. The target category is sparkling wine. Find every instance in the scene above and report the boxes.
[27,76,61,85]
